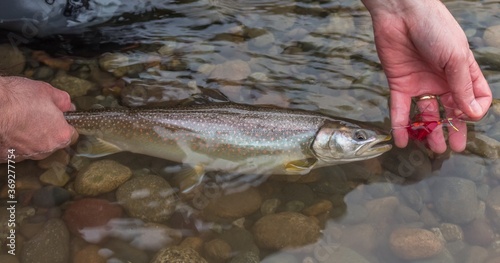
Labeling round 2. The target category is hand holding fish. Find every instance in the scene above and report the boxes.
[0,76,78,162]
[362,0,492,153]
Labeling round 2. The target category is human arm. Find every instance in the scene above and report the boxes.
[0,76,78,162]
[361,0,492,153]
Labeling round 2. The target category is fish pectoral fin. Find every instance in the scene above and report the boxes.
[77,136,123,158]
[171,164,206,194]
[285,158,317,174]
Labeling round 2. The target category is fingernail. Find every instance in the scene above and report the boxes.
[470,100,482,116]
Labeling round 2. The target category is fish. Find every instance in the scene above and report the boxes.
[65,103,392,190]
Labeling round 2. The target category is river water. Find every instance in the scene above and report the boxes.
[1,0,500,262]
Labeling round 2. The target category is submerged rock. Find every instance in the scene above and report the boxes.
[431,177,479,224]
[389,227,444,260]
[75,160,132,196]
[21,218,69,263]
[116,174,176,223]
[484,25,500,48]
[0,44,25,75]
[151,246,208,263]
[252,212,320,249]
[50,74,96,98]
[202,187,262,220]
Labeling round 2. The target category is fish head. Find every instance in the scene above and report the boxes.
[312,120,392,164]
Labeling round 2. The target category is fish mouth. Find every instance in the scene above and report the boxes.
[355,135,393,157]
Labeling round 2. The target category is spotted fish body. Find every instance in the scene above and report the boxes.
[64,103,391,176]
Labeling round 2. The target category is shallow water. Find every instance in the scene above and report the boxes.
[1,0,500,262]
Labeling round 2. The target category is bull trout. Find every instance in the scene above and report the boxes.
[65,103,392,187]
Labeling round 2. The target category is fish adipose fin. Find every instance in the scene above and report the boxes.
[77,136,123,158]
[285,158,317,174]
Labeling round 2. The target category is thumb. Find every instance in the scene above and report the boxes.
[444,51,484,119]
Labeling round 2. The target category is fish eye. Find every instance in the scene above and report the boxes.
[354,130,368,141]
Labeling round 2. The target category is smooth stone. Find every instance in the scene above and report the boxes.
[420,207,440,228]
[75,160,132,196]
[21,218,69,263]
[0,44,25,74]
[466,132,500,159]
[32,186,71,208]
[389,227,444,260]
[203,188,262,220]
[219,227,257,254]
[364,196,400,225]
[62,198,123,237]
[252,212,320,249]
[180,237,204,254]
[98,53,131,77]
[463,218,495,246]
[396,205,421,223]
[339,203,368,225]
[281,183,315,206]
[38,150,70,170]
[340,224,377,255]
[39,167,70,187]
[73,245,107,263]
[74,96,99,110]
[229,251,260,263]
[302,199,333,216]
[284,200,305,212]
[209,60,251,81]
[487,185,500,228]
[439,223,464,242]
[365,182,395,198]
[439,154,487,182]
[151,246,208,263]
[203,238,232,262]
[33,66,55,80]
[116,175,176,223]
[475,47,500,70]
[313,246,370,263]
[484,25,500,48]
[431,177,478,224]
[261,198,281,215]
[458,246,488,263]
[50,74,96,98]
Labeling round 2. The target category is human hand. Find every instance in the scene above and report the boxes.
[362,0,492,153]
[0,76,78,162]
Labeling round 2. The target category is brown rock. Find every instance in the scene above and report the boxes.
[50,74,96,98]
[38,150,70,169]
[203,188,262,220]
[209,60,251,81]
[463,218,495,246]
[73,245,107,263]
[466,132,500,159]
[180,237,204,254]
[253,212,320,249]
[39,167,70,187]
[32,50,73,71]
[302,199,333,216]
[151,246,208,263]
[75,160,132,196]
[0,44,25,75]
[389,227,444,260]
[62,198,123,237]
[203,239,232,263]
[484,25,500,48]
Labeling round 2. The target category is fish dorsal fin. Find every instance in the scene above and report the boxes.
[77,136,123,158]
[285,158,318,174]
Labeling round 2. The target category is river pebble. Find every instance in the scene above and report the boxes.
[439,223,463,242]
[180,237,204,253]
[431,177,479,224]
[219,227,257,254]
[75,160,132,196]
[104,238,149,263]
[62,198,123,236]
[229,251,260,263]
[253,212,320,249]
[209,60,251,81]
[39,167,70,187]
[203,187,262,220]
[439,154,487,182]
[466,132,500,159]
[73,244,107,263]
[50,74,96,98]
[32,186,71,208]
[0,44,25,75]
[340,224,377,255]
[463,218,495,246]
[151,246,208,263]
[116,174,176,223]
[411,249,455,263]
[21,218,69,263]
[484,25,500,48]
[37,150,70,170]
[389,227,444,260]
[261,198,281,215]
[302,199,333,216]
[459,246,488,263]
[203,238,232,262]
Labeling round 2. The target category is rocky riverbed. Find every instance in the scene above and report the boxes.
[1,0,500,262]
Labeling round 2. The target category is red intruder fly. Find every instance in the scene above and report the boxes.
[392,101,462,142]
